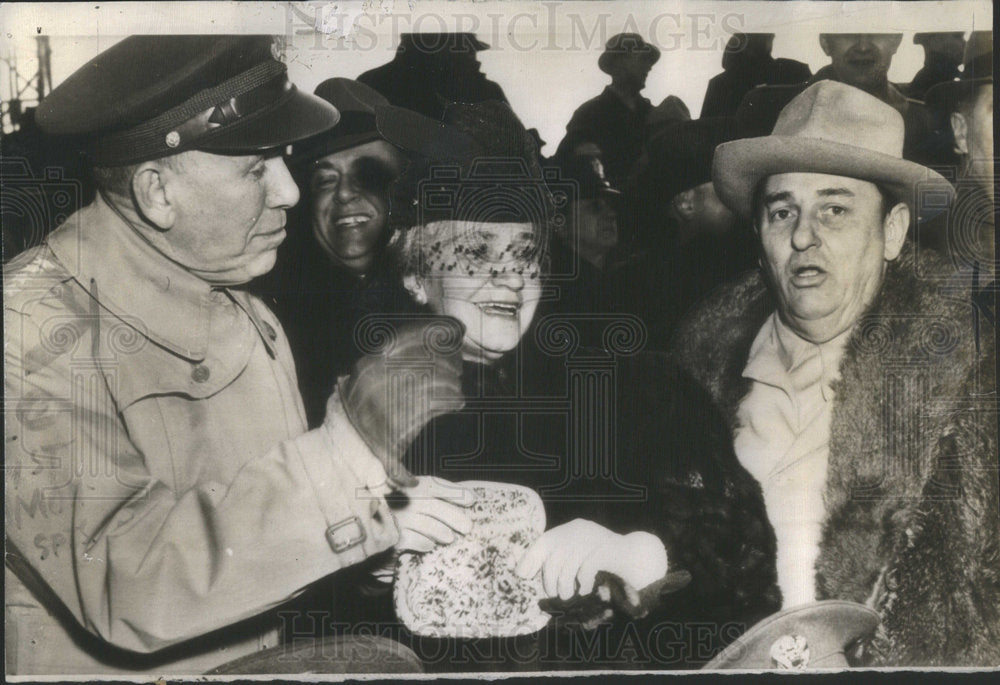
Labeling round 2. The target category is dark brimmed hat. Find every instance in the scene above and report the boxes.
[553,154,622,205]
[291,78,388,165]
[646,117,738,201]
[36,35,339,167]
[383,101,553,228]
[925,31,993,108]
[714,80,955,219]
[703,601,880,670]
[397,32,489,55]
[598,33,661,75]
[913,31,965,46]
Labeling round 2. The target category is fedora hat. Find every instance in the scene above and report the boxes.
[713,80,954,219]
[925,31,993,108]
[703,600,880,670]
[598,33,661,75]
[291,78,390,166]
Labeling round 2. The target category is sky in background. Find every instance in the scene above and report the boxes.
[1,1,993,155]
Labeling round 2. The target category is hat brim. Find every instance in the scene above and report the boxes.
[713,135,955,219]
[289,129,384,168]
[375,105,479,161]
[704,600,880,670]
[598,46,661,74]
[924,76,992,109]
[196,85,340,154]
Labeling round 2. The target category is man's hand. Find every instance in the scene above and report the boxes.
[515,519,668,600]
[337,316,465,488]
[392,477,476,553]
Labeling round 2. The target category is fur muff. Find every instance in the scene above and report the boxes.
[671,246,999,666]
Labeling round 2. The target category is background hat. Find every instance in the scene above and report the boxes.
[722,33,775,70]
[384,101,553,228]
[704,600,880,670]
[646,117,738,201]
[553,153,622,205]
[714,80,955,219]
[36,35,339,167]
[397,32,490,55]
[291,78,388,165]
[598,33,661,75]
[925,31,993,108]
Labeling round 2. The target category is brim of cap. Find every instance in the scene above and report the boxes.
[712,135,955,219]
[924,76,992,109]
[375,105,479,160]
[196,85,340,154]
[703,600,880,670]
[289,129,384,168]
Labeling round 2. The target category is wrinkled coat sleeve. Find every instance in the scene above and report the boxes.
[5,303,400,654]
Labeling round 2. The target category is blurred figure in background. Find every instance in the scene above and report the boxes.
[633,117,756,342]
[357,32,509,121]
[700,33,811,118]
[923,31,995,279]
[556,33,663,187]
[907,32,967,100]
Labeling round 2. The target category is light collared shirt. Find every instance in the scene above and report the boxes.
[734,312,852,608]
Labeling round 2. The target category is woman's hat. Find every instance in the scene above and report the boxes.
[383,101,553,228]
[713,80,954,219]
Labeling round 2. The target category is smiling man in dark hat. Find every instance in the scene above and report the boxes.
[556,33,666,186]
[4,36,473,676]
[261,78,415,426]
[674,80,997,667]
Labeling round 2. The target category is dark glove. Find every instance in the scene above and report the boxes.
[337,316,466,488]
[539,570,692,630]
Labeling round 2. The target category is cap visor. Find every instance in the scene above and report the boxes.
[712,136,955,219]
[704,600,880,670]
[197,86,340,153]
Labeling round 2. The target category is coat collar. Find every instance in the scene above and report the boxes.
[48,194,228,361]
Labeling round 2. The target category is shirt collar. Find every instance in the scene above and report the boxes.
[48,194,221,361]
[743,312,852,402]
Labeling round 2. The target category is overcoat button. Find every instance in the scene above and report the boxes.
[192,364,211,383]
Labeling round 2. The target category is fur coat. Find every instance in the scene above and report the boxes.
[671,247,999,667]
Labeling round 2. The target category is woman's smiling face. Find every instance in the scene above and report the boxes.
[407,220,543,363]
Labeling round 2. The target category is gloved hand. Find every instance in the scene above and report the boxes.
[515,519,669,600]
[337,316,465,488]
[391,476,476,553]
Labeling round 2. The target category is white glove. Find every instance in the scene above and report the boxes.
[391,477,476,554]
[515,519,668,600]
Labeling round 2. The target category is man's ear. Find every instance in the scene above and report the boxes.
[402,274,428,306]
[819,34,832,57]
[671,189,697,222]
[132,162,176,230]
[883,202,910,261]
[950,111,970,155]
